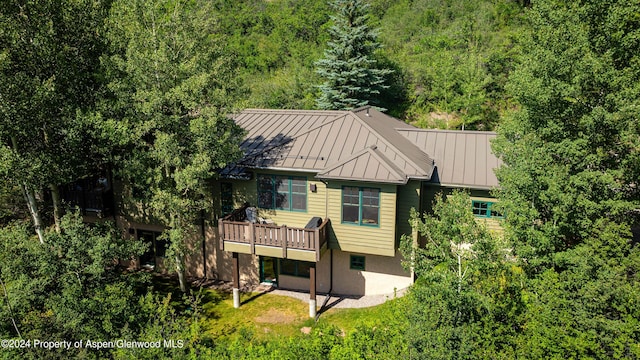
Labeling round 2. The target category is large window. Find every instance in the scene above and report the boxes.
[258,175,307,211]
[472,201,503,218]
[342,187,379,225]
[279,259,311,278]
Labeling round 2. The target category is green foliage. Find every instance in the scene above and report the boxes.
[491,0,640,357]
[0,0,111,237]
[493,0,640,271]
[315,0,393,110]
[0,0,109,180]
[197,0,526,125]
[519,220,640,359]
[401,191,524,359]
[104,0,246,290]
[379,0,525,129]
[0,214,149,359]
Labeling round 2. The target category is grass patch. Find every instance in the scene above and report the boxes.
[199,288,408,341]
[318,297,408,333]
[149,276,407,341]
[201,290,315,341]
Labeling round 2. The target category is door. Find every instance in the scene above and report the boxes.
[259,257,278,285]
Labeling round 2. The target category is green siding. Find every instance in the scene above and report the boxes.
[420,184,503,234]
[327,181,396,257]
[228,170,326,229]
[396,180,421,245]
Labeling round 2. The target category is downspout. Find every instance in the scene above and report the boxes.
[317,179,333,320]
[201,209,207,280]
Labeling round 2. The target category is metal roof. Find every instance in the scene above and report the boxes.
[225,108,499,188]
[396,129,501,189]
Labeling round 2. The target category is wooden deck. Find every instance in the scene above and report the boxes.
[218,207,329,262]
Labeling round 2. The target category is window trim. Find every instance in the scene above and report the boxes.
[472,200,503,219]
[257,174,307,212]
[350,255,366,271]
[341,186,380,227]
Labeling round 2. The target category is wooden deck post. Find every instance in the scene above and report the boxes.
[249,222,255,253]
[232,252,240,308]
[309,263,317,318]
[281,225,288,258]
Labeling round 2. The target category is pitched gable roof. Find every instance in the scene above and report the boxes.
[317,145,407,184]
[225,107,499,189]
[230,108,435,182]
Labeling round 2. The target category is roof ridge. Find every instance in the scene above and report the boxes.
[396,128,498,135]
[286,112,350,141]
[368,145,407,181]
[318,145,407,184]
[243,108,348,115]
[348,111,434,175]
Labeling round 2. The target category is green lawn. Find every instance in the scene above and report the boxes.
[199,289,406,341]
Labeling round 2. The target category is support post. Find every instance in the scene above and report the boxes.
[309,263,317,318]
[232,252,240,308]
[281,225,288,258]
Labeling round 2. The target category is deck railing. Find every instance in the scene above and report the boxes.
[218,209,329,261]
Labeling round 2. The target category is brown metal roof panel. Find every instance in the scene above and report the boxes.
[353,108,434,175]
[309,121,340,169]
[474,135,489,186]
[463,134,477,186]
[450,133,467,184]
[440,132,455,184]
[318,146,407,184]
[356,152,374,178]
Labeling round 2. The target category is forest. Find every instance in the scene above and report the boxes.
[0,0,639,359]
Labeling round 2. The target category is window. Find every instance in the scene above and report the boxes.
[350,255,366,270]
[138,230,167,268]
[258,175,307,211]
[220,182,233,215]
[342,187,379,225]
[279,259,311,278]
[472,201,503,218]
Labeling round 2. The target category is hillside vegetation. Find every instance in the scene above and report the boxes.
[214,0,526,130]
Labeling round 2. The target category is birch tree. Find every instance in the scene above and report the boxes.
[104,0,244,292]
[400,191,520,359]
[0,0,109,241]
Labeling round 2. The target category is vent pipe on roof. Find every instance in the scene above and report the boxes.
[366,107,370,117]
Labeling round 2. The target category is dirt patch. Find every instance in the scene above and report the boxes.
[300,327,312,334]
[254,309,298,324]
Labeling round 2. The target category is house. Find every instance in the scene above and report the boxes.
[64,106,502,317]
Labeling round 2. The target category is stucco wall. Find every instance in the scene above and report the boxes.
[331,250,412,296]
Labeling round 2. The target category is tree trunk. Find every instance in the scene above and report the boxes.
[0,276,21,338]
[176,254,187,293]
[457,252,462,294]
[49,183,63,233]
[22,183,45,244]
[10,136,45,243]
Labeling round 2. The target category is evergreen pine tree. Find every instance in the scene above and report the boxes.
[315,0,392,110]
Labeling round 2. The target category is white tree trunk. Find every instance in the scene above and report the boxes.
[176,254,187,293]
[49,183,62,233]
[11,136,45,243]
[457,252,462,294]
[22,183,44,244]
